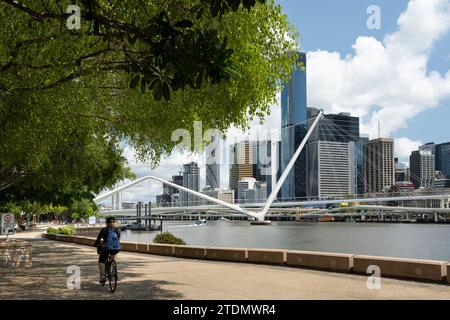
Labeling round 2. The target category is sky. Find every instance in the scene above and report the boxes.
[101,0,450,204]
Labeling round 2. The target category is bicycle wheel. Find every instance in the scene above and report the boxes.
[107,259,118,293]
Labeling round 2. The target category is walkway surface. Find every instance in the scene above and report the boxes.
[1,229,449,300]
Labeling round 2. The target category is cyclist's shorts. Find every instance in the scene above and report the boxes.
[98,249,120,263]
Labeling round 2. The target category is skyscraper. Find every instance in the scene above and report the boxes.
[229,141,254,198]
[364,138,395,193]
[205,134,220,189]
[307,141,355,198]
[307,108,360,197]
[307,108,359,143]
[356,137,369,195]
[280,52,308,201]
[253,140,274,195]
[394,158,410,182]
[410,150,435,189]
[181,162,199,206]
[436,143,450,177]
[420,142,450,177]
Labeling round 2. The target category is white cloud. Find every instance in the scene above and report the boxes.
[100,0,450,201]
[395,137,422,161]
[307,0,450,139]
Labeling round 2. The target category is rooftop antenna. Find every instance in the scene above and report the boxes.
[378,121,381,139]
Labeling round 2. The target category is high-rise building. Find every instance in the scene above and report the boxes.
[308,108,359,143]
[420,142,450,177]
[163,175,183,195]
[356,137,369,195]
[181,162,199,206]
[436,143,450,177]
[205,134,220,189]
[161,175,183,207]
[307,141,355,198]
[237,178,266,203]
[229,141,254,197]
[364,138,395,193]
[307,108,360,197]
[200,188,235,205]
[253,140,275,196]
[410,150,435,189]
[395,158,410,182]
[280,52,308,201]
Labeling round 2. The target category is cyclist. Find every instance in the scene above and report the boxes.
[93,217,121,284]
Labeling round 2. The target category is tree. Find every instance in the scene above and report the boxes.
[70,199,97,220]
[0,0,299,191]
[0,132,136,205]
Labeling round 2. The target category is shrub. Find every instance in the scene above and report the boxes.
[47,225,77,235]
[59,226,76,235]
[47,227,58,234]
[153,232,186,245]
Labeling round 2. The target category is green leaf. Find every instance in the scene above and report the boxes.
[130,75,140,89]
[175,20,193,28]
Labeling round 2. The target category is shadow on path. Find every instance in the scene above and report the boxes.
[0,239,183,300]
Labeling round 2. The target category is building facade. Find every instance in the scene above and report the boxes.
[201,188,235,205]
[205,134,221,189]
[307,141,355,198]
[307,108,360,197]
[253,140,276,196]
[229,141,254,197]
[237,178,266,203]
[410,150,435,189]
[181,162,200,206]
[419,142,450,177]
[364,138,395,193]
[280,52,308,201]
[395,158,410,182]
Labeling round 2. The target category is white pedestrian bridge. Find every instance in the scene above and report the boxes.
[94,111,450,220]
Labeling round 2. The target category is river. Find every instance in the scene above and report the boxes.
[120,221,450,261]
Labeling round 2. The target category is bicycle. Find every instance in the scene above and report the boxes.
[102,254,118,293]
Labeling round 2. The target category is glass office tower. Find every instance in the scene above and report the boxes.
[280,52,308,201]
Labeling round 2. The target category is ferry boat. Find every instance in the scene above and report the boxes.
[194,219,208,226]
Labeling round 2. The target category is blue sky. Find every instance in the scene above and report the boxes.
[277,0,450,147]
[110,0,450,202]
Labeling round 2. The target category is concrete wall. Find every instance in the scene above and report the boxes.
[206,247,247,262]
[43,233,450,284]
[247,249,286,265]
[120,242,137,252]
[286,250,354,272]
[137,243,148,254]
[353,255,447,282]
[447,264,450,283]
[174,246,206,260]
[148,244,174,256]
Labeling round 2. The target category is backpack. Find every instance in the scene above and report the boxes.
[105,228,121,251]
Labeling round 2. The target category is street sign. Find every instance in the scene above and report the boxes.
[1,213,15,235]
[88,216,96,225]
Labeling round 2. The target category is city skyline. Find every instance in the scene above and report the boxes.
[106,0,450,202]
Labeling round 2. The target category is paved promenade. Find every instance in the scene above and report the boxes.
[1,230,449,300]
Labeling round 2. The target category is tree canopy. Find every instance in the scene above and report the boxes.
[0,0,299,203]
